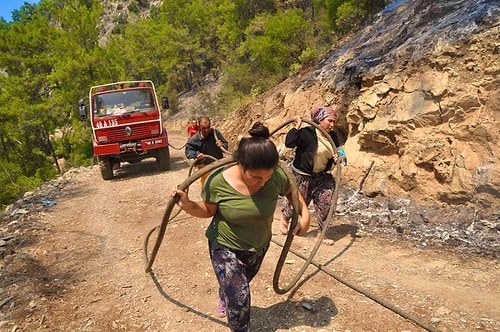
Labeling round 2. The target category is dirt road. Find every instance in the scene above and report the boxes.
[1,132,498,332]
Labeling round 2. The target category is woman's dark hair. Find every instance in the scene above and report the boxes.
[234,122,279,170]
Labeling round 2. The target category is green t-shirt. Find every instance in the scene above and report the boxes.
[203,167,290,251]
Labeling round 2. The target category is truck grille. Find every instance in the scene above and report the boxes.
[107,124,154,142]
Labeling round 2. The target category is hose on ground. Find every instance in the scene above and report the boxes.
[146,120,440,332]
[270,238,442,332]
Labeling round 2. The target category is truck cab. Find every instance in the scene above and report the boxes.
[80,80,170,180]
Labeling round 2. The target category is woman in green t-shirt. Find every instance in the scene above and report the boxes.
[173,122,310,332]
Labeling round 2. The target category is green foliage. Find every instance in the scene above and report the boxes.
[222,62,256,95]
[298,47,318,65]
[215,85,248,116]
[335,1,366,32]
[150,5,160,18]
[111,23,126,35]
[0,161,23,207]
[11,2,39,22]
[0,160,41,208]
[233,8,313,88]
[0,0,390,207]
[324,0,343,29]
[128,2,140,14]
[0,0,103,207]
[322,0,390,33]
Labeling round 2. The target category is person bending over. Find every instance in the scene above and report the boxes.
[185,116,229,186]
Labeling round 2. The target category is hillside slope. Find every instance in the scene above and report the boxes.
[193,0,498,215]
[0,132,498,331]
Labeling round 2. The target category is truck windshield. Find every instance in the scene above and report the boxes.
[93,90,155,117]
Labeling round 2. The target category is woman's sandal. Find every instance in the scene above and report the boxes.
[217,297,227,318]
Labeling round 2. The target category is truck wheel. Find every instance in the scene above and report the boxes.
[156,146,170,171]
[98,156,114,180]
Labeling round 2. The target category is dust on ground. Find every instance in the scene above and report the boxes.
[1,132,499,332]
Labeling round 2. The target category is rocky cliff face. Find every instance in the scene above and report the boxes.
[214,0,498,213]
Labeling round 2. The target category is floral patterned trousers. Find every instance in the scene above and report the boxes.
[209,240,269,332]
[282,170,335,231]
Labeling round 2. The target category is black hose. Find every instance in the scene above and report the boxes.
[270,238,442,332]
[144,118,341,295]
[144,156,237,272]
[169,142,187,150]
[146,121,440,332]
[211,127,232,155]
[270,118,342,294]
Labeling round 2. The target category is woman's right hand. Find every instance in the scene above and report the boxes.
[293,116,302,129]
[171,189,217,218]
[172,189,188,208]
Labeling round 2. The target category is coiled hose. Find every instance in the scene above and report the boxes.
[144,156,236,272]
[144,119,441,331]
[269,118,341,294]
[144,118,341,296]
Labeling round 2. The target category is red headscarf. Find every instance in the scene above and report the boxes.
[310,106,336,124]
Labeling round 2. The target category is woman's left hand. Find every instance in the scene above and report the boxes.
[295,207,310,236]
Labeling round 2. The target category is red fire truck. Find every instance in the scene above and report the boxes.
[78,80,170,180]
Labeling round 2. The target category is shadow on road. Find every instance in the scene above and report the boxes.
[148,271,229,329]
[283,223,359,299]
[149,270,337,332]
[251,296,337,331]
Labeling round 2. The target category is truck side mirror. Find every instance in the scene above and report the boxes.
[161,96,169,110]
[78,99,87,120]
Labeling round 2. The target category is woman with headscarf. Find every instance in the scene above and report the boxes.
[280,106,343,244]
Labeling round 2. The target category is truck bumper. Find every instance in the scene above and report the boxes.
[93,136,168,156]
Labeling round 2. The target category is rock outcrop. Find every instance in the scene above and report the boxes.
[216,0,499,212]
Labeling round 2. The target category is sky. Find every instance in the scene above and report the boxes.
[0,0,39,22]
